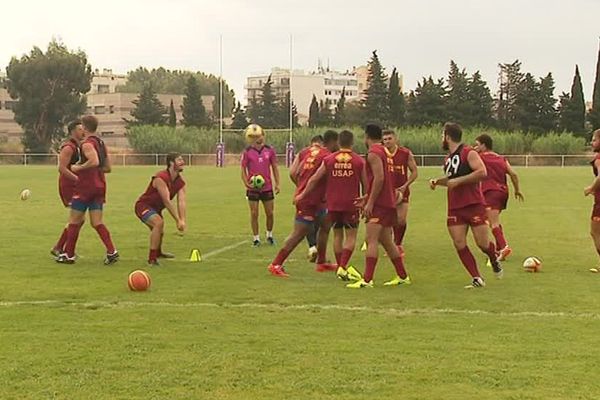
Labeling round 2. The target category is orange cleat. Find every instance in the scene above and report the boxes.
[268,263,289,277]
[315,263,338,272]
[497,246,512,262]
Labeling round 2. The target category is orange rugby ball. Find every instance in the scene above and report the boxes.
[128,270,151,291]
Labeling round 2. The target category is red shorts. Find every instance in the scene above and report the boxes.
[135,201,162,222]
[295,201,326,224]
[367,206,396,227]
[59,184,75,207]
[484,190,508,211]
[592,203,600,222]
[447,204,488,227]
[328,210,360,228]
[71,187,106,211]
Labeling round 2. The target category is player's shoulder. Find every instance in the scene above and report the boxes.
[155,169,170,181]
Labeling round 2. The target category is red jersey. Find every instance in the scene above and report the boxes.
[444,144,484,210]
[76,136,107,192]
[592,153,600,204]
[366,143,396,209]
[479,151,508,193]
[58,138,80,189]
[296,144,331,206]
[323,149,365,212]
[137,170,186,213]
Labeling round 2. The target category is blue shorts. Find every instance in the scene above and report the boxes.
[71,198,103,212]
[135,202,160,223]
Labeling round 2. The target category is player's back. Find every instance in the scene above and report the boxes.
[444,144,484,210]
[296,145,330,204]
[77,135,107,191]
[324,149,365,211]
[480,151,508,192]
[592,153,600,203]
[58,138,80,186]
[366,143,396,209]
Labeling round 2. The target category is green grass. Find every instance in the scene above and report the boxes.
[1,165,600,399]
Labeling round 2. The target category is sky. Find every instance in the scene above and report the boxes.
[1,0,599,105]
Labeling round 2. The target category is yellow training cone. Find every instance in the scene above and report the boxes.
[189,249,202,262]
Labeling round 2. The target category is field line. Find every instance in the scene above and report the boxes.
[0,299,598,320]
[202,240,249,259]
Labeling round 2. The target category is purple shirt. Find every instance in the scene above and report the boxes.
[241,145,277,192]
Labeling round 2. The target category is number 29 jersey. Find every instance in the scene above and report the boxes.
[444,144,484,210]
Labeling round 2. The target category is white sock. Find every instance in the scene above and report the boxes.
[253,235,260,241]
[266,231,273,238]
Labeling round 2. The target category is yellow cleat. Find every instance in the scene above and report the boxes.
[336,267,349,281]
[346,278,373,289]
[346,265,363,281]
[383,275,412,286]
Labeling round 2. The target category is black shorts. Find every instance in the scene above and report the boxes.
[247,190,275,202]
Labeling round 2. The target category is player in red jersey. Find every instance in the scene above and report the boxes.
[347,124,411,288]
[56,115,118,265]
[382,129,418,257]
[585,130,600,272]
[135,153,186,266]
[290,134,324,262]
[474,134,524,261]
[296,130,366,281]
[429,123,502,288]
[267,130,339,277]
[51,120,85,257]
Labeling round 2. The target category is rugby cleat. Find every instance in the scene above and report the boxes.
[346,278,373,289]
[307,246,318,263]
[315,263,338,273]
[464,277,486,289]
[336,267,350,281]
[55,253,76,264]
[497,246,512,262]
[346,266,363,281]
[589,267,600,273]
[490,260,503,279]
[104,250,120,265]
[148,259,161,267]
[360,242,367,252]
[268,263,289,277]
[383,275,412,286]
[50,248,61,258]
[252,239,261,247]
[266,237,276,246]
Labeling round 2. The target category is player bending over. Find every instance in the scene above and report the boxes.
[585,130,600,273]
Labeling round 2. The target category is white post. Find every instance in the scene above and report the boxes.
[219,34,224,145]
[289,34,293,143]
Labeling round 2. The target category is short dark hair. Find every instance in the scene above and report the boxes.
[365,123,382,140]
[475,133,493,150]
[339,130,354,148]
[323,130,338,145]
[67,119,82,134]
[81,115,98,133]
[166,152,181,168]
[443,122,462,142]
[382,129,396,137]
[310,134,324,144]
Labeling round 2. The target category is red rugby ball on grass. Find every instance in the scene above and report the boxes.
[128,270,151,291]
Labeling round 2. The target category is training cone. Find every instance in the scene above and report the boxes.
[360,242,367,252]
[189,249,202,262]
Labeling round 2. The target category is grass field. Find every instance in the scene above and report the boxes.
[1,165,600,399]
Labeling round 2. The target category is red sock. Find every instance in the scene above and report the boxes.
[364,257,378,282]
[64,223,82,258]
[340,248,353,268]
[391,257,407,279]
[393,224,407,246]
[480,242,497,263]
[316,246,327,264]
[273,248,291,266]
[457,246,481,278]
[54,227,68,251]
[94,224,116,254]
[491,226,507,249]
[149,249,159,262]
[334,252,342,266]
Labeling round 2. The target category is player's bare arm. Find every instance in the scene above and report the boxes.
[429,176,448,189]
[58,146,78,181]
[176,186,187,231]
[272,161,280,194]
[402,152,418,191]
[102,152,112,174]
[585,159,600,196]
[72,143,98,172]
[154,178,181,226]
[241,165,252,189]
[364,152,384,219]
[295,163,326,203]
[447,150,487,190]
[506,161,524,201]
[288,156,301,186]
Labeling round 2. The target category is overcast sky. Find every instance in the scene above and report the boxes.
[2,0,599,105]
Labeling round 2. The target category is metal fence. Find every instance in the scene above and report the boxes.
[0,153,594,167]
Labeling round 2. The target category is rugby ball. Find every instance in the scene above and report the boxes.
[523,256,542,273]
[20,189,31,201]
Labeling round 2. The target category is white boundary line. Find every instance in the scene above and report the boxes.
[202,240,249,259]
[0,300,598,320]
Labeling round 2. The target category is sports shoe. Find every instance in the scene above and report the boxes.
[497,246,512,262]
[315,263,337,272]
[490,259,503,279]
[266,237,275,245]
[346,266,363,281]
[104,250,120,265]
[55,253,76,264]
[307,246,318,263]
[268,263,289,277]
[148,259,161,266]
[590,267,600,273]
[346,278,373,289]
[252,239,261,247]
[158,252,175,259]
[360,242,367,251]
[383,275,412,286]
[50,248,61,258]
[464,277,486,289]
[336,266,350,281]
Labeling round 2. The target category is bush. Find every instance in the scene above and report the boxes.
[530,133,586,155]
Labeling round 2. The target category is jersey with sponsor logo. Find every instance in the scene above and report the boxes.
[385,146,412,189]
[137,170,185,213]
[296,144,331,206]
[444,144,484,210]
[366,143,396,209]
[323,149,365,212]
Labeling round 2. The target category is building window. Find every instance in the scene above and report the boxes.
[97,84,110,94]
[101,131,114,136]
[281,78,289,85]
[94,106,106,114]
[4,100,17,110]
[109,105,114,114]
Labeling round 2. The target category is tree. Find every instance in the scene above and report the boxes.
[514,73,540,133]
[362,50,389,123]
[230,101,248,129]
[278,92,299,128]
[257,75,280,128]
[559,65,586,135]
[589,42,600,130]
[317,100,333,127]
[308,94,320,128]
[6,40,91,152]
[536,73,557,133]
[467,71,494,127]
[181,76,209,127]
[496,60,523,130]
[388,68,405,127]
[406,77,446,126]
[129,83,167,126]
[445,61,471,125]
[246,95,260,124]
[168,99,177,127]
[334,87,347,127]
[405,91,418,125]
